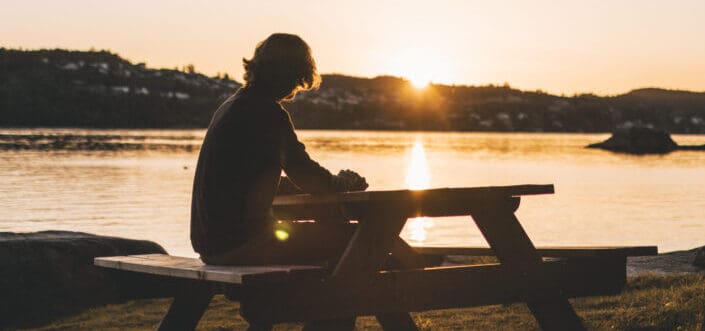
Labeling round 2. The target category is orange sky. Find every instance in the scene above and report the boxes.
[2,0,704,95]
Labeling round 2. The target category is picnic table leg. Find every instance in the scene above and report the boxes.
[156,281,214,331]
[302,318,356,331]
[328,210,419,331]
[470,197,586,331]
[370,239,426,331]
[245,322,273,331]
[376,313,419,331]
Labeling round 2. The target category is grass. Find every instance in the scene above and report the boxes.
[12,274,705,331]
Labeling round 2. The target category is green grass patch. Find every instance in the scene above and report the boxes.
[11,274,705,331]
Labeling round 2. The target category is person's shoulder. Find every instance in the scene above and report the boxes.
[213,89,267,116]
[233,88,284,113]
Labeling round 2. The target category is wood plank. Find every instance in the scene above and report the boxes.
[242,263,537,323]
[94,254,322,284]
[469,197,586,330]
[273,185,554,206]
[240,258,623,324]
[272,185,552,220]
[413,245,658,258]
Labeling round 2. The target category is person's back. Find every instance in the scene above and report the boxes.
[190,33,368,265]
[191,89,285,256]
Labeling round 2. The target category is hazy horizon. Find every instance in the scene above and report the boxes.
[2,0,704,95]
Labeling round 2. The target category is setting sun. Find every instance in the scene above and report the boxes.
[409,76,430,89]
[385,49,452,90]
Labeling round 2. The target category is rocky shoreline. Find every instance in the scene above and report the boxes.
[628,246,705,277]
[0,231,169,328]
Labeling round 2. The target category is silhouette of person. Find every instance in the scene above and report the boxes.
[191,33,368,266]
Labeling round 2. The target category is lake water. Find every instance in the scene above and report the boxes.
[2,128,704,257]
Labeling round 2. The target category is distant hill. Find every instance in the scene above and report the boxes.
[0,48,238,128]
[2,48,705,133]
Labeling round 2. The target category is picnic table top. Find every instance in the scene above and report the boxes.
[271,184,554,220]
[273,184,554,206]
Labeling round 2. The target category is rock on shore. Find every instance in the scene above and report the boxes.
[588,126,705,154]
[588,126,679,154]
[0,231,169,328]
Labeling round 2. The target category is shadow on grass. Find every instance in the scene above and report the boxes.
[10,274,705,331]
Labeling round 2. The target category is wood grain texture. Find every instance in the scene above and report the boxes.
[94,254,322,284]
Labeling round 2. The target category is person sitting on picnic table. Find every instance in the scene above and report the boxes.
[191,33,368,266]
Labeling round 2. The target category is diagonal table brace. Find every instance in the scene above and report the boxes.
[470,196,586,331]
[310,205,419,331]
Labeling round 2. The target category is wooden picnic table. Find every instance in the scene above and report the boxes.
[95,184,657,330]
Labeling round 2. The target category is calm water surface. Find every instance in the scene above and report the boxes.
[2,129,704,257]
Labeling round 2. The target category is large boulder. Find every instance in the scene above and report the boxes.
[587,126,679,154]
[0,231,170,328]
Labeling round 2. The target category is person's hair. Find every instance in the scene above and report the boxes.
[242,33,321,101]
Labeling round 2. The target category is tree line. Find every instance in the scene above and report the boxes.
[2,48,705,133]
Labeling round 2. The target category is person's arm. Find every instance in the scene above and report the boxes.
[280,112,367,194]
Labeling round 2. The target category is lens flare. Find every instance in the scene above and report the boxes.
[274,229,289,241]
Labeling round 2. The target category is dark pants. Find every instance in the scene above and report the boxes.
[201,220,357,267]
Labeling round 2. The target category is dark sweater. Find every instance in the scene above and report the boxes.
[190,88,347,256]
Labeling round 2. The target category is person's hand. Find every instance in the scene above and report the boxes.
[337,169,369,191]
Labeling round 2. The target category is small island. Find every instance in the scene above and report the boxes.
[588,126,705,154]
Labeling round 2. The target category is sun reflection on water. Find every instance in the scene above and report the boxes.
[405,138,434,244]
[406,139,431,190]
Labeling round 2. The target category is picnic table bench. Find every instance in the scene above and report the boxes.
[95,184,657,330]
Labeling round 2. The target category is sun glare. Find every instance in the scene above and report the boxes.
[409,76,430,89]
[385,49,453,91]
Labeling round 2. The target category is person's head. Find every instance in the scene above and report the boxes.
[242,33,321,101]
